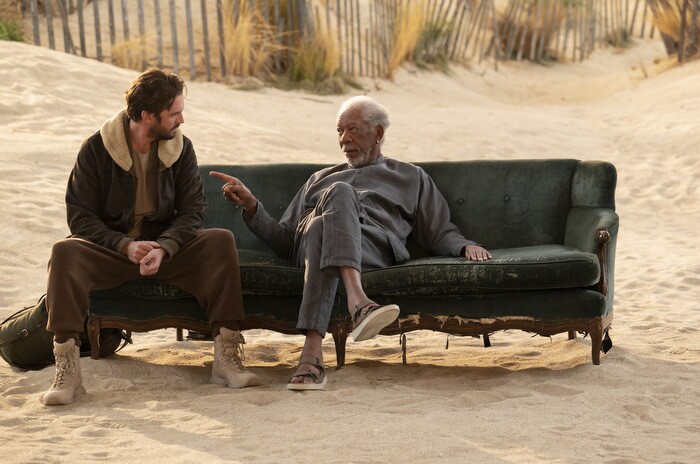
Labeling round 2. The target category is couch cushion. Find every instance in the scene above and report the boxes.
[361,245,600,296]
[418,160,579,249]
[238,250,304,295]
[90,279,192,299]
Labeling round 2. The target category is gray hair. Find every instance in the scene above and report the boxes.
[337,96,390,146]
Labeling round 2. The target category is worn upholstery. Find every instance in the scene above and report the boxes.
[89,159,617,335]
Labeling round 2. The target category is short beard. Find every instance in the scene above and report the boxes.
[346,148,375,168]
[149,127,177,140]
[148,114,177,140]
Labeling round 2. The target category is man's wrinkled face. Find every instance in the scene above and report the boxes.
[149,94,184,140]
[336,108,380,168]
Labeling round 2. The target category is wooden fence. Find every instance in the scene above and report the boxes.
[17,0,697,82]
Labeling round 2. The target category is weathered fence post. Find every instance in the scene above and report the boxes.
[154,0,164,68]
[185,0,196,80]
[29,0,40,46]
[200,0,212,81]
[169,0,179,74]
[77,0,86,56]
[138,0,147,70]
[44,0,55,50]
[216,0,227,77]
[93,0,103,61]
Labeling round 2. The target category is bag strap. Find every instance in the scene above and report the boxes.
[114,330,132,354]
[0,294,46,326]
[0,295,47,348]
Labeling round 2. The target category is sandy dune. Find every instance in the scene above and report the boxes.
[1,39,698,463]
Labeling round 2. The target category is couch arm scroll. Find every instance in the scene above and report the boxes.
[565,207,619,302]
[596,229,611,296]
[564,207,619,254]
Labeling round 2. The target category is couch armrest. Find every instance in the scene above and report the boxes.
[564,207,619,254]
[565,207,619,305]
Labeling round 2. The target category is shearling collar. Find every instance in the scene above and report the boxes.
[99,109,183,172]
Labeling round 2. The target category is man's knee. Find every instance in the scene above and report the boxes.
[318,182,359,214]
[325,181,355,199]
[197,228,237,253]
[50,238,88,264]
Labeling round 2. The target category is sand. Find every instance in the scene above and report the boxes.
[1,38,699,463]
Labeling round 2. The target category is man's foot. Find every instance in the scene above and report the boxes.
[41,339,86,406]
[350,301,400,341]
[211,328,261,388]
[287,354,327,390]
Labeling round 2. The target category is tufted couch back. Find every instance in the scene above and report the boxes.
[200,159,616,253]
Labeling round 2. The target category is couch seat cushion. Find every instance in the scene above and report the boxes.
[238,250,305,295]
[362,245,600,296]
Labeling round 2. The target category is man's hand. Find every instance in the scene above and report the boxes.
[210,171,258,216]
[140,247,166,276]
[124,240,161,264]
[123,241,165,275]
[464,244,492,261]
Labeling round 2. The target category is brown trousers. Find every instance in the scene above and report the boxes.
[46,228,244,345]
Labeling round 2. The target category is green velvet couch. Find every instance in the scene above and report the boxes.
[87,159,618,366]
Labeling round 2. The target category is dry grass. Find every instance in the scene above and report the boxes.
[498,0,566,60]
[653,0,696,40]
[288,24,340,84]
[387,0,427,79]
[652,0,700,61]
[220,0,284,78]
[110,36,148,72]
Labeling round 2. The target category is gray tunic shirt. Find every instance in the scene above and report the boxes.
[245,156,476,265]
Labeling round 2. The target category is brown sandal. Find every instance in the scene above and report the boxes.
[351,301,400,342]
[286,354,327,391]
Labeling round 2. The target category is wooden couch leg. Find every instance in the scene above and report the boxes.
[87,317,101,360]
[176,328,184,341]
[590,319,603,365]
[331,323,348,370]
[568,331,577,340]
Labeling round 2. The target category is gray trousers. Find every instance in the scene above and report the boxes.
[292,182,394,336]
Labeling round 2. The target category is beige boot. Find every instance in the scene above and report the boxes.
[42,339,86,406]
[211,328,260,388]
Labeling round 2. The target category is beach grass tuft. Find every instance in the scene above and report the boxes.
[0,18,23,42]
[498,1,565,61]
[387,0,427,79]
[221,0,283,79]
[653,0,700,61]
[110,36,148,72]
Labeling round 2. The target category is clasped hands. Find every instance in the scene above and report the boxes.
[124,240,165,276]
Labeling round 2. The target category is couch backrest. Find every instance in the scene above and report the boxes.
[200,159,616,252]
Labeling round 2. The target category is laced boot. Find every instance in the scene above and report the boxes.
[211,328,260,388]
[42,339,86,406]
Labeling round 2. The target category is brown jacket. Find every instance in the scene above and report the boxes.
[65,110,206,258]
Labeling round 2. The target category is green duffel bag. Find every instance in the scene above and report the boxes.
[0,295,129,370]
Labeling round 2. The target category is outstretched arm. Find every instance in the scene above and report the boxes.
[210,171,258,217]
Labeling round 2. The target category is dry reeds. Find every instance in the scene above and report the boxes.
[498,0,565,61]
[386,0,426,78]
[23,0,682,84]
[289,23,341,84]
[650,0,700,62]
[110,36,148,72]
[220,1,284,79]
